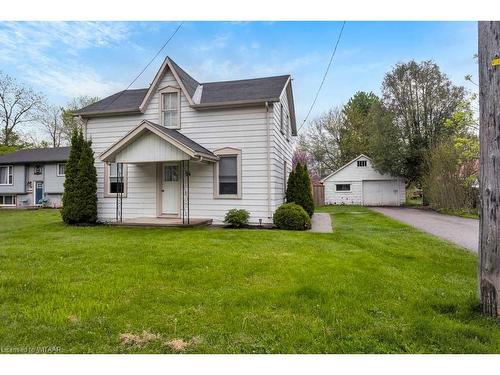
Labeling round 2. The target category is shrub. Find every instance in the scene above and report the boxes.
[61,130,83,224]
[286,162,315,217]
[224,209,250,228]
[273,203,311,231]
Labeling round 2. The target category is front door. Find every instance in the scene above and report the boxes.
[162,163,180,215]
[35,181,44,205]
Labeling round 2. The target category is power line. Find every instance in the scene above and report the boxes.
[103,22,184,110]
[298,21,346,133]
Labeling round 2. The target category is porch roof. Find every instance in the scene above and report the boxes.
[100,120,218,164]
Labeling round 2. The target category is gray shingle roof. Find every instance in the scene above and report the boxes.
[199,75,289,104]
[146,121,216,157]
[75,89,148,116]
[0,147,70,164]
[75,57,290,116]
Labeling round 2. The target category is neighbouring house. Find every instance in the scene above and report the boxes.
[74,57,296,224]
[321,154,405,206]
[0,147,69,208]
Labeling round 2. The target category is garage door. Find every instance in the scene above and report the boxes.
[362,180,399,206]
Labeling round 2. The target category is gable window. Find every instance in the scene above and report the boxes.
[161,91,180,129]
[0,165,13,185]
[0,195,16,206]
[286,113,290,142]
[105,162,128,197]
[357,160,367,167]
[336,184,351,192]
[214,148,242,198]
[280,103,285,134]
[57,163,66,176]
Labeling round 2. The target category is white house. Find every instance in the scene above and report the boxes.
[321,154,405,206]
[75,57,296,225]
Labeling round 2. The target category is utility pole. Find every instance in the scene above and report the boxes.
[478,21,500,317]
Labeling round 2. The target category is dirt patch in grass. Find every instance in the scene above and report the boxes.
[164,336,203,352]
[119,331,161,348]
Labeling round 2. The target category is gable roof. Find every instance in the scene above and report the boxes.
[100,120,218,163]
[0,147,70,165]
[74,57,295,131]
[320,154,371,183]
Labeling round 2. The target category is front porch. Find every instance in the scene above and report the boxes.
[100,120,219,225]
[109,216,213,228]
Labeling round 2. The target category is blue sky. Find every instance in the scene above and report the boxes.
[0,21,478,131]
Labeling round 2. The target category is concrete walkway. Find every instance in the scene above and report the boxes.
[309,213,333,233]
[371,207,479,253]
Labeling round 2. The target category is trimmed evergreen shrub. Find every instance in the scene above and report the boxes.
[61,130,83,224]
[273,203,311,231]
[224,208,250,228]
[75,138,98,223]
[285,162,315,217]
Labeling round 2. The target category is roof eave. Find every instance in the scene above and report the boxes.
[74,109,142,118]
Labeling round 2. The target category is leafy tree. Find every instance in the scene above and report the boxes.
[298,107,344,177]
[61,96,99,141]
[286,162,314,217]
[376,60,466,185]
[0,71,45,146]
[339,91,380,162]
[75,138,98,223]
[61,130,83,224]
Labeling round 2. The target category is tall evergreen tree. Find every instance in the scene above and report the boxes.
[61,129,83,224]
[285,162,315,217]
[75,138,97,223]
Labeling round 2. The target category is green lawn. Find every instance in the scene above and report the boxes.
[0,206,498,353]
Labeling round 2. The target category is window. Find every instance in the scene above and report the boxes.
[0,195,16,206]
[336,184,351,192]
[161,91,180,128]
[214,148,242,198]
[105,163,128,197]
[280,103,285,134]
[164,165,179,182]
[0,165,13,185]
[57,163,66,176]
[34,165,42,175]
[357,160,367,167]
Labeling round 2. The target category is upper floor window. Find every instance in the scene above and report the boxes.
[161,91,180,129]
[0,165,13,185]
[357,160,367,167]
[214,148,242,199]
[57,163,66,176]
[286,113,290,142]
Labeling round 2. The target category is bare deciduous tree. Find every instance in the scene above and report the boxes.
[0,71,44,146]
[40,105,64,147]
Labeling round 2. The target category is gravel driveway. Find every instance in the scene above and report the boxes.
[371,207,479,253]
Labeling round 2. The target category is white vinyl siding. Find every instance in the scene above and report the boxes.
[87,69,277,223]
[323,157,405,206]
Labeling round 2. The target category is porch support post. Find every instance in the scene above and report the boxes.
[187,159,190,224]
[181,160,185,225]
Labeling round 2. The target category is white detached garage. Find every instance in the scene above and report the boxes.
[321,154,405,206]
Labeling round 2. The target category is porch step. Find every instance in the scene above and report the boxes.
[109,217,213,228]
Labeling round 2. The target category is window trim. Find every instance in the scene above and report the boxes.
[0,194,16,206]
[56,163,66,177]
[213,147,242,199]
[357,160,367,167]
[0,165,13,186]
[159,86,181,129]
[104,162,128,198]
[286,113,290,142]
[335,183,351,192]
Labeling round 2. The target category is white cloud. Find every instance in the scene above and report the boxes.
[0,22,130,101]
[193,33,230,52]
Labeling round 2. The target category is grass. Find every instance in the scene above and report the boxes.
[435,208,479,220]
[0,206,498,353]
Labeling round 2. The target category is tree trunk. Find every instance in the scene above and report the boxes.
[478,21,500,317]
